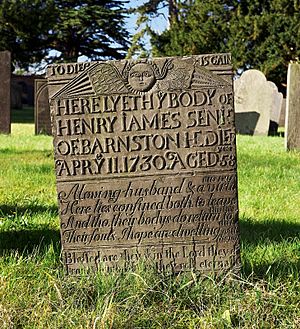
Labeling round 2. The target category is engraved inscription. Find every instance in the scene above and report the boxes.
[47,54,240,274]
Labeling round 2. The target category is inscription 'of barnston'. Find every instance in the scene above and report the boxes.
[47,54,240,275]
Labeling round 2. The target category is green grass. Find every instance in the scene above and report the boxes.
[0,126,299,328]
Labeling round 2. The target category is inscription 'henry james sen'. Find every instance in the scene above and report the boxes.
[47,54,240,275]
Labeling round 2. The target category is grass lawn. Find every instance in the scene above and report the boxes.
[0,119,299,328]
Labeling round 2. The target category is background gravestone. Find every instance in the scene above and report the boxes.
[279,98,286,128]
[269,81,283,135]
[285,63,300,150]
[234,70,283,135]
[34,78,52,135]
[0,51,11,134]
[47,55,240,275]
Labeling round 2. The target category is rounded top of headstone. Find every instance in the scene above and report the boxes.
[234,69,281,95]
[234,69,267,91]
[240,69,266,79]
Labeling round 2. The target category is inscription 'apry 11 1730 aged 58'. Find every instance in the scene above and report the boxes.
[47,54,240,275]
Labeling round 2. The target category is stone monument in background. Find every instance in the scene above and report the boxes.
[285,63,300,150]
[0,51,11,134]
[269,81,283,135]
[279,98,286,128]
[234,69,283,135]
[34,78,52,135]
[47,55,240,275]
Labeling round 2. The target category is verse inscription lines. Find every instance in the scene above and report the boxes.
[58,174,238,250]
[63,239,240,250]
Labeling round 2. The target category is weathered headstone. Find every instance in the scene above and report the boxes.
[34,78,52,135]
[0,51,11,134]
[279,98,286,128]
[47,55,240,275]
[285,63,300,150]
[269,81,283,135]
[234,70,283,135]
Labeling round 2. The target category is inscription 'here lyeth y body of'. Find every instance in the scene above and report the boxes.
[47,54,241,275]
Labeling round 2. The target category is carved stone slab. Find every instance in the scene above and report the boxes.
[47,55,240,275]
[34,78,52,135]
[234,70,282,135]
[285,63,300,150]
[0,51,11,134]
[279,98,286,128]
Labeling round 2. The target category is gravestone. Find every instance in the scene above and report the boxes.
[285,63,300,150]
[269,81,283,135]
[34,78,52,135]
[0,51,11,134]
[279,98,286,128]
[234,70,283,135]
[47,55,240,275]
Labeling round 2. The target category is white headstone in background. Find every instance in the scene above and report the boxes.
[285,63,300,150]
[269,81,283,124]
[234,70,283,135]
[279,98,286,128]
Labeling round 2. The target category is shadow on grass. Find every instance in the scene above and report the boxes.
[240,218,300,277]
[0,204,58,216]
[0,204,60,257]
[242,257,300,279]
[0,228,61,256]
[240,217,300,245]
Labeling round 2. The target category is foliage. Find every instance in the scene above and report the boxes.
[147,0,300,93]
[50,0,129,62]
[0,0,56,69]
[0,0,130,69]
[0,120,299,327]
[228,0,300,92]
[151,0,231,56]
[127,0,179,58]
